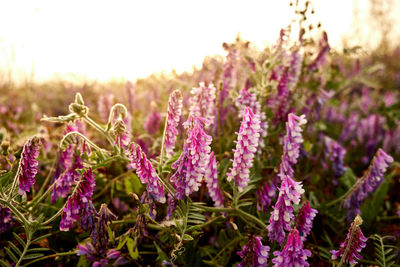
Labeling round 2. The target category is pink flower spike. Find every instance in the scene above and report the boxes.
[226,108,261,192]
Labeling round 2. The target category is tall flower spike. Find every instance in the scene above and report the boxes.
[17,136,41,195]
[237,236,270,267]
[268,113,306,244]
[324,136,346,180]
[91,204,117,253]
[256,180,276,212]
[205,152,224,207]
[170,117,212,198]
[235,86,268,155]
[189,82,216,126]
[343,148,393,219]
[226,108,261,192]
[295,201,318,240]
[144,105,162,135]
[129,143,166,203]
[331,215,367,265]
[272,228,311,267]
[60,168,96,231]
[164,90,183,159]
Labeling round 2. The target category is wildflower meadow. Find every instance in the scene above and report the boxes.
[0,4,400,267]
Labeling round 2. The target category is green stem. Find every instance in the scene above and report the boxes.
[61,131,105,152]
[0,198,30,226]
[234,208,267,229]
[187,216,224,232]
[83,115,115,146]
[159,113,168,167]
[42,179,83,226]
[92,155,128,170]
[24,250,77,266]
[15,230,32,267]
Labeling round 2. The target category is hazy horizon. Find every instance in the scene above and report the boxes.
[1,0,399,85]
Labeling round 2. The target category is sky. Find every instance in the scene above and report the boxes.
[0,0,399,84]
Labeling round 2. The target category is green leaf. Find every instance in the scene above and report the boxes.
[7,242,21,256]
[116,236,129,250]
[153,242,169,262]
[0,259,11,267]
[77,255,90,267]
[182,234,194,241]
[32,233,52,243]
[23,253,44,260]
[4,247,18,263]
[126,238,139,260]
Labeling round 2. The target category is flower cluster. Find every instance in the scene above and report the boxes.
[256,180,276,212]
[170,117,212,199]
[268,114,307,244]
[272,228,311,267]
[52,121,86,203]
[226,108,261,192]
[128,142,166,203]
[331,215,367,265]
[343,148,393,219]
[267,176,305,244]
[204,152,224,207]
[324,136,346,179]
[144,108,162,135]
[235,86,268,154]
[17,136,41,195]
[237,236,270,267]
[189,82,216,125]
[60,168,96,231]
[164,89,183,158]
[295,201,318,240]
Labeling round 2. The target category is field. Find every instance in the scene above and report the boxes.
[0,17,400,267]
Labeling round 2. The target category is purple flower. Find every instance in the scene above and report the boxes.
[226,108,261,192]
[129,143,166,203]
[295,201,318,240]
[272,228,311,267]
[113,119,131,149]
[268,176,304,244]
[343,148,393,219]
[60,168,96,231]
[106,249,121,259]
[0,205,12,232]
[91,204,117,252]
[170,117,212,199]
[235,86,268,155]
[324,136,346,179]
[274,51,303,123]
[280,114,307,176]
[144,108,161,135]
[205,152,224,207]
[164,90,183,159]
[97,93,114,122]
[189,82,216,126]
[237,236,270,267]
[256,180,276,212]
[268,114,306,244]
[308,32,330,72]
[18,136,41,195]
[331,215,367,265]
